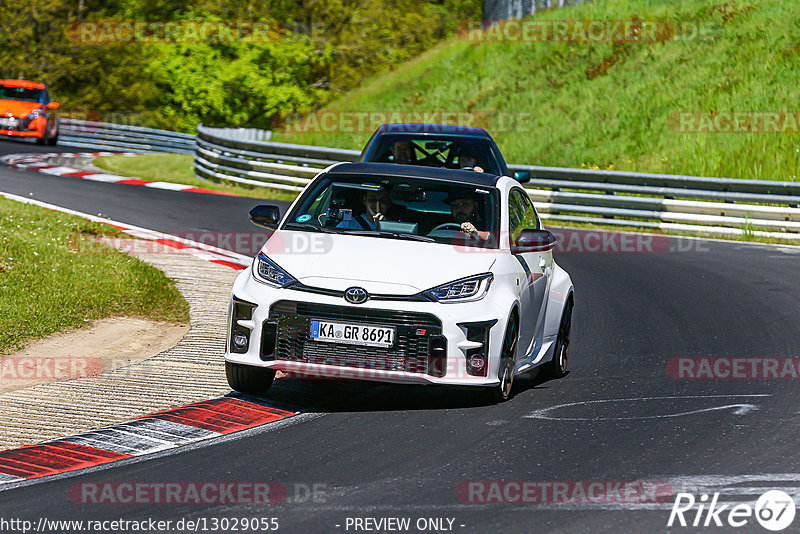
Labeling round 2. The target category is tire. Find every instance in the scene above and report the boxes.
[486,314,518,404]
[47,132,58,146]
[547,301,572,379]
[35,134,46,145]
[226,361,275,396]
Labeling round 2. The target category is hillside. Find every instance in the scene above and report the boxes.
[274,0,800,181]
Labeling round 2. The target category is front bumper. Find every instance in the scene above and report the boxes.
[0,117,45,138]
[0,128,42,138]
[224,266,511,387]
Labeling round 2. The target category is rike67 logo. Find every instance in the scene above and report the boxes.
[668,490,796,531]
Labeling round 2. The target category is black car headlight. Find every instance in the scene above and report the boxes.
[425,273,494,302]
[252,253,296,288]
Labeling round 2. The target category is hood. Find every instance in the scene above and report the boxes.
[0,99,42,118]
[262,230,498,295]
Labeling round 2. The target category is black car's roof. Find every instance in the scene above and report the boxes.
[375,123,492,138]
[326,162,502,187]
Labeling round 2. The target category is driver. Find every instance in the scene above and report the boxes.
[445,193,491,240]
[457,147,484,173]
[337,187,395,230]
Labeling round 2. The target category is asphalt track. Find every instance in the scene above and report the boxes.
[1,138,799,533]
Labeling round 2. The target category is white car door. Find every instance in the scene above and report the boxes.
[509,188,551,361]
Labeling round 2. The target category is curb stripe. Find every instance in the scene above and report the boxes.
[147,398,294,434]
[1,152,240,197]
[185,186,239,196]
[210,259,247,270]
[61,431,175,456]
[114,418,220,442]
[0,397,296,483]
[0,443,131,478]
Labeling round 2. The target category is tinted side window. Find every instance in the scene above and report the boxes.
[508,191,524,236]
[509,189,539,240]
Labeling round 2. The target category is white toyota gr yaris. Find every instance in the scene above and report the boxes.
[225,162,574,402]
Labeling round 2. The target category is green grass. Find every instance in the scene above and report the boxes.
[93,154,299,201]
[273,0,800,182]
[0,198,189,354]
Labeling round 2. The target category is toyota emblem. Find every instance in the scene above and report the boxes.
[344,287,369,304]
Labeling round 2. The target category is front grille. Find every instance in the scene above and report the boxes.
[268,301,446,377]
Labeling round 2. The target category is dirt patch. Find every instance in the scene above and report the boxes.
[0,317,188,394]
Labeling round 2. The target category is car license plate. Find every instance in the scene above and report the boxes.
[310,320,395,348]
[0,118,15,128]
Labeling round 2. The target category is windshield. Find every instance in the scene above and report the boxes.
[286,173,500,249]
[0,85,42,103]
[365,134,502,175]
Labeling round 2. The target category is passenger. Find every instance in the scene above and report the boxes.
[337,188,394,230]
[391,141,412,164]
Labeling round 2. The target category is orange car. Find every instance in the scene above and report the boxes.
[0,79,59,145]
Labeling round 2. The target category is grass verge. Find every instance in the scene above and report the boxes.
[0,198,189,354]
[93,154,299,201]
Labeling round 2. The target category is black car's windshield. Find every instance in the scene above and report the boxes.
[365,134,502,175]
[286,174,500,249]
[0,85,42,103]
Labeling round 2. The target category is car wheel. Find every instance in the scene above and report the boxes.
[47,131,58,146]
[35,133,46,145]
[547,301,572,378]
[486,314,518,404]
[226,361,275,396]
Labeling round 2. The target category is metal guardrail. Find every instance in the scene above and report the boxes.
[193,125,800,239]
[194,124,359,191]
[59,119,196,154]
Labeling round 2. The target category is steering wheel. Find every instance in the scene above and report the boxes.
[428,222,479,240]
[430,222,462,232]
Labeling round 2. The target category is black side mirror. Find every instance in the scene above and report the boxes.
[512,229,557,254]
[513,170,531,183]
[249,205,281,229]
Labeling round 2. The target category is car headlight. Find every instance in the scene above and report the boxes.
[425,273,494,302]
[252,253,296,287]
[22,108,43,128]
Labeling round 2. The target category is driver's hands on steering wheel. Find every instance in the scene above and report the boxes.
[461,166,484,173]
[461,222,478,235]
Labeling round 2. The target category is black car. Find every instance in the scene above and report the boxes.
[359,123,530,182]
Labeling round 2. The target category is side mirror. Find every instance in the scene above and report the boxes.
[249,205,280,229]
[512,229,557,254]
[45,101,60,110]
[513,170,531,183]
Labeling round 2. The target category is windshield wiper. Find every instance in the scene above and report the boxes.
[347,230,436,243]
[283,222,338,234]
